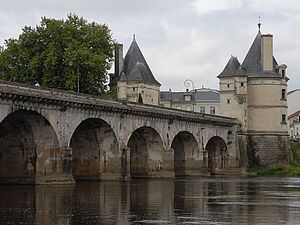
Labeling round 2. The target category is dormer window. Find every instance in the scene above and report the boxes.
[184,95,191,101]
[281,69,285,78]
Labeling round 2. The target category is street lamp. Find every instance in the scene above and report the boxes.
[69,60,80,93]
[184,79,195,111]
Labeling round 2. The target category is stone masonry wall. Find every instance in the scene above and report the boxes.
[247,135,289,166]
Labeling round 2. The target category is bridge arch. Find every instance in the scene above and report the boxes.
[69,118,119,180]
[205,136,227,174]
[0,110,61,184]
[127,126,169,178]
[171,131,200,177]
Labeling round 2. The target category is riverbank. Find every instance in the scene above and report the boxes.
[247,164,300,177]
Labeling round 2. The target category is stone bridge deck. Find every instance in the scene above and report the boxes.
[0,81,241,184]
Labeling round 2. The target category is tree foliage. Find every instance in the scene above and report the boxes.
[0,14,115,95]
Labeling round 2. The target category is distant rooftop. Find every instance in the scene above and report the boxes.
[160,88,219,102]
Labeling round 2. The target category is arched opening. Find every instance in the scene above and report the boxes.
[171,131,199,177]
[0,110,59,184]
[205,136,227,174]
[127,127,164,178]
[70,118,119,181]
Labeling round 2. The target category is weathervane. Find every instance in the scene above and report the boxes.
[258,16,262,31]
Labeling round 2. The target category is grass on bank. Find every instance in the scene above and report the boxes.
[247,164,300,177]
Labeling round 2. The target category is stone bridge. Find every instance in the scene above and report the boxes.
[0,81,241,184]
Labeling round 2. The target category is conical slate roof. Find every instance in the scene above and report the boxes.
[241,31,262,74]
[219,30,281,78]
[241,31,280,77]
[122,38,161,86]
[218,55,241,77]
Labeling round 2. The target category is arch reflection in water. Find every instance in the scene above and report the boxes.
[0,178,299,224]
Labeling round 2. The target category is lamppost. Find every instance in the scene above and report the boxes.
[184,79,195,111]
[69,60,80,93]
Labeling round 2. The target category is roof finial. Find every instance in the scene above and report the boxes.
[133,34,136,41]
[258,16,262,31]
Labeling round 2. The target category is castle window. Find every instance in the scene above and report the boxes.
[281,89,286,100]
[227,84,230,88]
[210,106,216,115]
[241,82,244,87]
[227,99,230,104]
[281,114,286,124]
[200,106,205,113]
[133,87,135,91]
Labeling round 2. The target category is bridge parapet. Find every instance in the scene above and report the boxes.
[0,80,238,127]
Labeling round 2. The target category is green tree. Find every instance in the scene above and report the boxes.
[0,14,114,95]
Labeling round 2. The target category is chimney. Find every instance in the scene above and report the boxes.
[114,44,123,76]
[261,34,273,71]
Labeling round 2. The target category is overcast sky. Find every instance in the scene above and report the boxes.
[0,0,299,91]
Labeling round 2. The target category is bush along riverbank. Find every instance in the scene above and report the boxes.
[247,164,300,177]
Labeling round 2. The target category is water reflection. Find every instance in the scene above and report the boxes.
[0,177,299,225]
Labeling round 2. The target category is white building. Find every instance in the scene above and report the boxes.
[160,87,220,115]
[287,89,300,140]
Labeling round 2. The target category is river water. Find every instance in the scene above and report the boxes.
[0,177,299,225]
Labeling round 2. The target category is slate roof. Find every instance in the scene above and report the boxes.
[121,38,161,86]
[160,89,220,102]
[218,55,242,77]
[219,30,281,78]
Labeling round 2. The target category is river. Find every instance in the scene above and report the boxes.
[0,177,299,225]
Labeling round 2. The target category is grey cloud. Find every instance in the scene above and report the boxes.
[0,0,299,91]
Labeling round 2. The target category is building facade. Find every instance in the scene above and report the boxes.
[288,110,300,141]
[160,87,220,115]
[218,26,289,166]
[109,36,160,106]
[287,89,300,140]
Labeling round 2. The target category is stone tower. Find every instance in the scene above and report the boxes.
[109,36,161,105]
[218,27,289,166]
